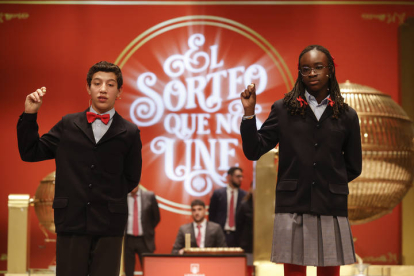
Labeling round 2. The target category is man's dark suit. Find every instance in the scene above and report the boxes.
[17,110,142,275]
[208,187,247,246]
[124,190,160,276]
[171,221,227,254]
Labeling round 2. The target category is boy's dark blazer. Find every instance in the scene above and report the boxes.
[208,187,247,230]
[17,109,142,236]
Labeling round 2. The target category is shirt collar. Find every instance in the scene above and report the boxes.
[194,219,207,228]
[227,185,238,192]
[89,106,115,119]
[128,188,141,198]
[305,90,331,106]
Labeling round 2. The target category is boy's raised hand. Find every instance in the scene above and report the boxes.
[25,87,46,114]
[240,83,256,116]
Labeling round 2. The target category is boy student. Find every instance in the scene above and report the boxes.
[17,61,142,276]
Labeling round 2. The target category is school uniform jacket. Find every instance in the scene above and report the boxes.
[240,99,362,217]
[17,110,142,236]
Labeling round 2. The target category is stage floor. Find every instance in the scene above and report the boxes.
[255,262,414,276]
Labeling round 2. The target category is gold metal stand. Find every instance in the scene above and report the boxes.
[253,148,278,263]
[6,194,30,276]
[400,16,414,266]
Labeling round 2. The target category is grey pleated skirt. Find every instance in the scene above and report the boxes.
[270,213,356,267]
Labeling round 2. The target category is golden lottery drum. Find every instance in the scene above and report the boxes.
[340,81,414,224]
[33,171,56,233]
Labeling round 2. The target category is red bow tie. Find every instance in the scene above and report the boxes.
[86,112,110,125]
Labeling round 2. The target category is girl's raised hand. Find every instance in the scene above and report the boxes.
[240,83,256,116]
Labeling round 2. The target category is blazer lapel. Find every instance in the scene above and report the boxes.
[318,105,333,123]
[189,224,198,247]
[97,112,127,145]
[204,221,212,247]
[236,189,244,209]
[140,191,147,230]
[73,109,95,144]
[221,188,228,213]
[305,107,318,123]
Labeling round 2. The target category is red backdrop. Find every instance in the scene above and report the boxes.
[0,1,412,272]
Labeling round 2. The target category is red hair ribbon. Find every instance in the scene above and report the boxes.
[332,56,338,67]
[328,98,335,107]
[297,96,308,107]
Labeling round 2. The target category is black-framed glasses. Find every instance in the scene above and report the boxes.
[299,65,330,76]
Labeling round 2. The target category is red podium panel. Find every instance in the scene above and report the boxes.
[143,254,247,276]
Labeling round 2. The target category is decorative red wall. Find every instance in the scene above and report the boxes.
[0,1,412,273]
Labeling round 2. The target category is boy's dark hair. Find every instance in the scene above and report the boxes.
[86,61,123,89]
[191,199,205,208]
[283,45,348,119]
[227,166,242,176]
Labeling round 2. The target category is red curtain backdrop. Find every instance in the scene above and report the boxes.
[0,1,412,272]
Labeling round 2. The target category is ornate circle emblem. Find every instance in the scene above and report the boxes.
[116,15,293,215]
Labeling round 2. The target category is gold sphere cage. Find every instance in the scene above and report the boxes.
[340,80,414,224]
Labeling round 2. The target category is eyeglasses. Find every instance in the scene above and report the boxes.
[299,65,330,76]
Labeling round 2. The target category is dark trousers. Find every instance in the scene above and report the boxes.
[224,230,238,247]
[56,233,123,276]
[124,235,152,276]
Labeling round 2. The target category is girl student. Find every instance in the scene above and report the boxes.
[240,45,362,276]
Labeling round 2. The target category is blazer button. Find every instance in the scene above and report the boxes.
[313,162,317,167]
[91,164,95,169]
[316,124,320,129]
[87,202,91,206]
[88,184,93,188]
[312,181,316,186]
[314,143,318,147]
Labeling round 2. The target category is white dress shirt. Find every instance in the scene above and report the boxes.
[193,219,207,248]
[126,189,144,236]
[305,90,330,121]
[224,186,238,231]
[89,106,115,143]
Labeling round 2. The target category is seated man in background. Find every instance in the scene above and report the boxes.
[172,199,226,254]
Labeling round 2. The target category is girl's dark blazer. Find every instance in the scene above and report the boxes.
[17,110,142,236]
[240,99,362,217]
